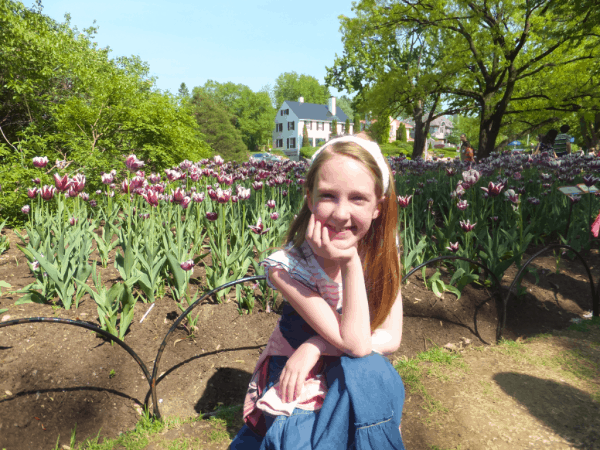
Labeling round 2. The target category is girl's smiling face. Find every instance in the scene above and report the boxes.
[307,153,383,251]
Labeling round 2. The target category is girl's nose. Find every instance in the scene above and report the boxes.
[332,200,351,222]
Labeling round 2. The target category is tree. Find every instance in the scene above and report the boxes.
[331,119,338,138]
[341,0,600,158]
[302,122,310,147]
[369,114,391,145]
[0,0,211,222]
[327,8,468,159]
[354,113,362,132]
[190,91,247,162]
[396,123,407,142]
[273,72,331,107]
[345,118,351,135]
[197,81,275,151]
[336,95,355,120]
[178,82,190,99]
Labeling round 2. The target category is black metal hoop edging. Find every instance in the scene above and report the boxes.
[150,275,266,419]
[0,317,153,402]
[402,255,502,344]
[503,244,598,330]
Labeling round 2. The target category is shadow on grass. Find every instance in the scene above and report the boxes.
[494,372,600,448]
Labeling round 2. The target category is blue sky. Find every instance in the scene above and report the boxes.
[41,0,356,98]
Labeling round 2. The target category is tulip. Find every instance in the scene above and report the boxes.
[481,181,504,197]
[445,168,456,177]
[125,154,144,171]
[252,181,263,191]
[266,199,276,209]
[40,185,56,201]
[71,173,86,192]
[191,192,205,203]
[216,188,232,204]
[270,212,279,221]
[101,172,115,184]
[69,217,78,226]
[504,189,520,204]
[527,197,540,205]
[456,200,468,211]
[180,259,194,271]
[54,173,70,191]
[180,196,191,209]
[148,173,161,184]
[396,195,412,209]
[21,205,30,214]
[231,195,239,203]
[569,195,582,204]
[237,186,251,200]
[460,219,476,232]
[139,213,150,219]
[592,212,600,238]
[583,175,599,187]
[179,160,193,170]
[143,190,159,207]
[32,178,41,185]
[27,188,38,198]
[121,179,131,194]
[79,192,90,201]
[446,242,459,253]
[32,156,49,168]
[213,155,224,166]
[31,260,40,271]
[170,187,186,204]
[89,200,97,207]
[249,217,270,235]
[206,211,218,221]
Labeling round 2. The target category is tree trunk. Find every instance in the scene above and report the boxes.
[477,82,516,159]
[580,114,600,152]
[411,99,436,160]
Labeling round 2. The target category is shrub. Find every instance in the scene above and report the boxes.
[300,146,318,159]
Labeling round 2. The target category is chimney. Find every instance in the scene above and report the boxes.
[328,96,336,116]
[298,96,304,103]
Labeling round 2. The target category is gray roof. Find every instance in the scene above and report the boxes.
[285,101,350,123]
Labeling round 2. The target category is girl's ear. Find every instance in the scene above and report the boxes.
[372,196,385,219]
[306,190,314,212]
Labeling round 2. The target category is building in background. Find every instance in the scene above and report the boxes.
[272,96,353,160]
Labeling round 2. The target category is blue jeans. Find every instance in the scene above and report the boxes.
[230,353,406,450]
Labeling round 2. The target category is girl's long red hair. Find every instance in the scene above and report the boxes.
[285,138,400,331]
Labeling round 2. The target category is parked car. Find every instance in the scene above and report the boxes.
[250,153,281,162]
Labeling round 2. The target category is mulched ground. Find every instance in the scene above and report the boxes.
[0,228,597,449]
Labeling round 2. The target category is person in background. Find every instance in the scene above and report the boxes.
[533,129,558,156]
[553,125,572,158]
[459,134,474,163]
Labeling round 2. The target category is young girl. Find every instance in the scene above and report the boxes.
[230,135,405,449]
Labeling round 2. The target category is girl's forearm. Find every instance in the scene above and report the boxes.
[339,255,372,357]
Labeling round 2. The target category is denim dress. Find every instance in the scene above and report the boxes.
[231,243,406,449]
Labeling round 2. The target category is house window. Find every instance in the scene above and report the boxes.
[275,123,283,132]
[276,139,283,148]
[287,138,296,149]
[317,122,324,131]
[280,109,290,116]
[288,121,295,131]
[307,121,312,130]
[341,125,345,134]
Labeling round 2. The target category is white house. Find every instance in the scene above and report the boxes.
[272,96,353,160]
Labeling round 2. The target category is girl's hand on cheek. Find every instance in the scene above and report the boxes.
[306,214,357,265]
[279,342,321,404]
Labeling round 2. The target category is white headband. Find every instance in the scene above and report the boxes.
[310,136,390,193]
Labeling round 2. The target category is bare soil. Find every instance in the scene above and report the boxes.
[0,228,598,449]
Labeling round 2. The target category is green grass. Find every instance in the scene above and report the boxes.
[55,405,243,450]
[568,316,600,333]
[394,345,467,416]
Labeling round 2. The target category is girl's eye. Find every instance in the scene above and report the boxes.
[321,193,334,199]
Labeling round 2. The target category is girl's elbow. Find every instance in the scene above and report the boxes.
[347,343,373,358]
